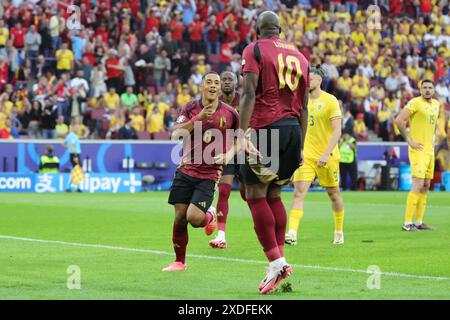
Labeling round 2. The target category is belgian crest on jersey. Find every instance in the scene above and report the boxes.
[220,116,227,128]
[317,103,323,111]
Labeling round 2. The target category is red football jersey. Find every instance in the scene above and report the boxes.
[241,36,309,129]
[176,100,239,181]
[220,92,240,110]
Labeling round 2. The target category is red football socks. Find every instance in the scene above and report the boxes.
[267,197,287,257]
[217,183,232,231]
[247,197,281,261]
[172,222,188,263]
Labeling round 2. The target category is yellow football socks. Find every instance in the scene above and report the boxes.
[288,209,304,233]
[333,210,344,232]
[414,193,427,225]
[405,192,419,224]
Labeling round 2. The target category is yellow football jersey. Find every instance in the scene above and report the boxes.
[405,97,440,154]
[304,91,342,161]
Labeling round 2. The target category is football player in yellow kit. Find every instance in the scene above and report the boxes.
[286,66,345,245]
[395,79,440,231]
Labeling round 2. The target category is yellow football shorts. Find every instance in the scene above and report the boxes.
[409,150,435,179]
[293,158,340,187]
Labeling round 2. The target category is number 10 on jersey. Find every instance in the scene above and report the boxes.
[277,54,302,92]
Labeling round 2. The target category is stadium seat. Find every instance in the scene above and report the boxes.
[91,109,105,120]
[152,132,170,140]
[102,119,110,130]
[138,131,151,140]
[208,54,220,65]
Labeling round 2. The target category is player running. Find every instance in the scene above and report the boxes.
[163,72,240,271]
[239,11,309,294]
[285,66,345,246]
[395,79,439,231]
[209,71,242,249]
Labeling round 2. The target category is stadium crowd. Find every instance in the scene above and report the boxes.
[0,0,448,145]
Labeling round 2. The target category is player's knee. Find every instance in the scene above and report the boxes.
[327,188,342,203]
[422,181,431,193]
[293,188,307,200]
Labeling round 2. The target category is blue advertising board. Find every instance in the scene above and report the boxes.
[0,173,142,193]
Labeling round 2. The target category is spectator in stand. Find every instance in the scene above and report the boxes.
[71,116,90,140]
[206,15,220,55]
[134,44,154,91]
[0,118,19,139]
[104,49,125,94]
[330,0,342,12]
[129,107,145,133]
[176,84,192,109]
[350,78,370,111]
[219,40,236,73]
[188,14,205,54]
[342,105,355,135]
[40,98,58,139]
[25,25,41,76]
[91,63,107,98]
[377,105,392,141]
[146,94,170,134]
[0,19,9,57]
[120,86,139,111]
[385,70,401,93]
[119,117,138,140]
[160,82,176,107]
[436,79,450,103]
[354,113,368,141]
[55,115,68,139]
[363,90,382,131]
[172,49,192,84]
[153,49,171,89]
[10,22,26,54]
[336,69,352,103]
[55,42,74,77]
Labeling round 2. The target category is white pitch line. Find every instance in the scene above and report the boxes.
[0,235,448,281]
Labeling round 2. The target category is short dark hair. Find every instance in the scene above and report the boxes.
[309,65,328,78]
[420,79,435,87]
[202,71,220,81]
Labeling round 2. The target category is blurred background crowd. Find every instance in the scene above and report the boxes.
[0,0,448,149]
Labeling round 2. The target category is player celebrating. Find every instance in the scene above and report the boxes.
[163,72,239,271]
[395,79,439,231]
[209,71,241,249]
[239,11,309,294]
[285,66,345,246]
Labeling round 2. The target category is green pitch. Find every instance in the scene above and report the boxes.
[0,192,449,300]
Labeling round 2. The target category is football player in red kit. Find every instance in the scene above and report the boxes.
[239,11,309,294]
[209,71,244,249]
[163,72,240,271]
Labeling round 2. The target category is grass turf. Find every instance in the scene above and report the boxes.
[0,191,449,300]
